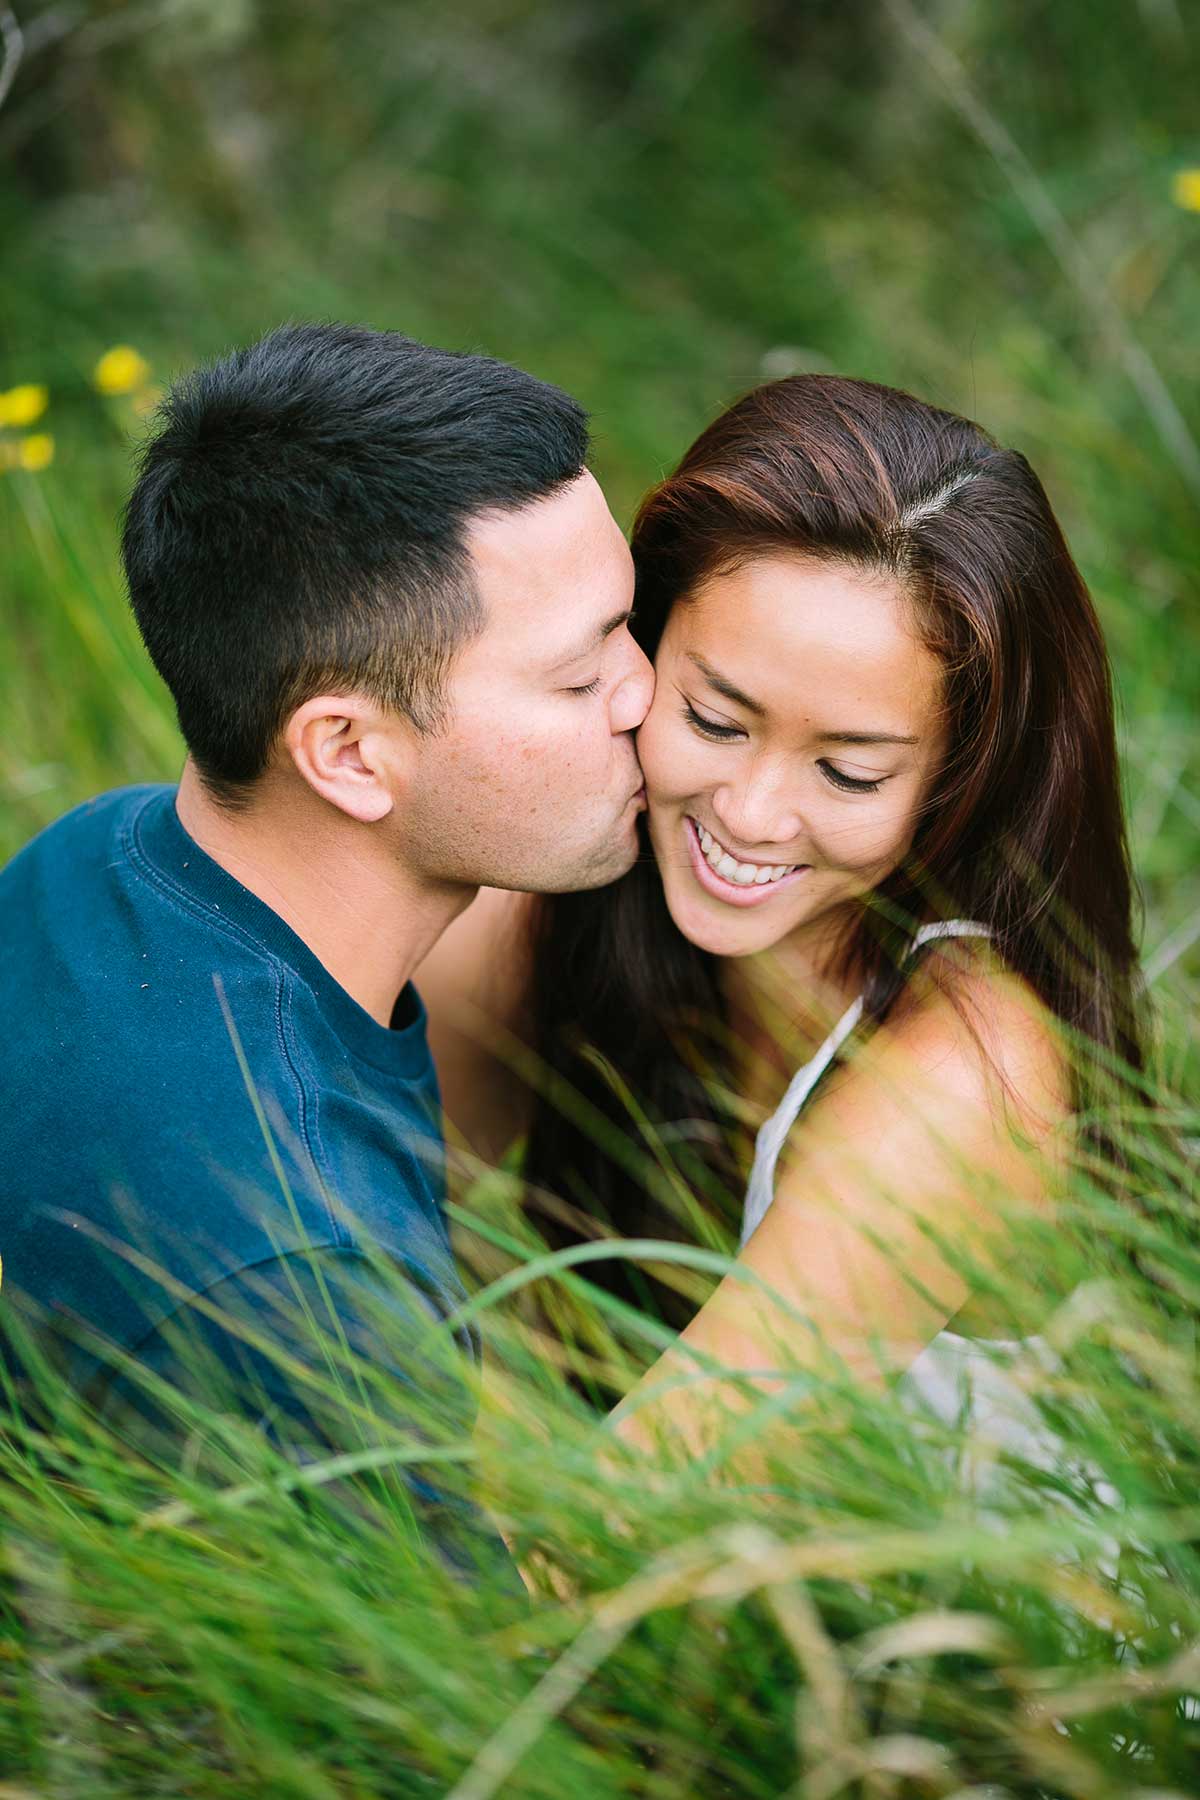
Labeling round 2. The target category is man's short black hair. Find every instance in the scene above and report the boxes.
[122,322,590,804]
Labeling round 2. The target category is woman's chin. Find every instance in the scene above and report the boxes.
[661,878,791,957]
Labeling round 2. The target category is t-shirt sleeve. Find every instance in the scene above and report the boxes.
[98,1247,509,1584]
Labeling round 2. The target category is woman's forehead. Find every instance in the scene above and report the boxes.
[670,555,943,731]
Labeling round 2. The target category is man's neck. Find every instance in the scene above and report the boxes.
[174,760,474,1027]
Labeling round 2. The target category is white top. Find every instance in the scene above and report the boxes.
[734,918,1066,1448]
[741,919,993,1248]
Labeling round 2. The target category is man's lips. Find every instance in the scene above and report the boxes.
[683,815,810,908]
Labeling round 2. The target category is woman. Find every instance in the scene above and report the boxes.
[421,374,1144,1453]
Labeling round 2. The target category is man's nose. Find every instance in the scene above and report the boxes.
[610,639,654,734]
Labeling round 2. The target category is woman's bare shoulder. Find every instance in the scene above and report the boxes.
[879,945,1071,1146]
[417,887,539,1029]
[417,889,542,1169]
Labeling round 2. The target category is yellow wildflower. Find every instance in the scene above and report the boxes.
[0,383,48,427]
[94,345,151,396]
[17,434,55,471]
[1171,169,1200,212]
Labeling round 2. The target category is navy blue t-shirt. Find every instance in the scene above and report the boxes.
[0,786,487,1549]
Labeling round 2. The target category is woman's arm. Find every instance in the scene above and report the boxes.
[610,965,1071,1457]
[415,886,540,1169]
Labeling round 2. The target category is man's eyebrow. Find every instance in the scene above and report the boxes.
[550,608,632,670]
[687,653,766,717]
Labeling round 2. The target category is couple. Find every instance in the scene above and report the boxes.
[0,324,1140,1542]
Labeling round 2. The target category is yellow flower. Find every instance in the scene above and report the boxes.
[0,383,48,427]
[94,345,151,395]
[17,433,55,471]
[1171,168,1200,212]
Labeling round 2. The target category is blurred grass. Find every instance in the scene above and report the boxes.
[3,1,1200,1791]
[4,1149,1200,1795]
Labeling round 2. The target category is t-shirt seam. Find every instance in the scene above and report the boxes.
[123,806,340,1231]
[125,805,295,980]
[276,972,348,1249]
[122,800,445,1250]
[123,800,434,1083]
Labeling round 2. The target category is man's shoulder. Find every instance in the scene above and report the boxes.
[11,782,171,844]
[1,783,171,886]
[0,779,297,1177]
[0,779,448,1248]
[0,781,274,1012]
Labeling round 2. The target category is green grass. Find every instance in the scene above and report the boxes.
[3,1149,1200,1794]
[3,1,1200,1791]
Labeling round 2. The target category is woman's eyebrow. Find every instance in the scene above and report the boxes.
[819,730,919,747]
[687,652,766,716]
[687,654,917,745]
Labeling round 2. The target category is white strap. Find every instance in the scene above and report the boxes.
[908,919,992,952]
[740,920,991,1247]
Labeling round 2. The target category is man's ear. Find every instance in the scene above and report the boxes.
[283,695,413,824]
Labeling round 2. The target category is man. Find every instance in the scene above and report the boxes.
[0,322,651,1557]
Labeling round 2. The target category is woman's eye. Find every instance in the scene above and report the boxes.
[819,760,885,794]
[683,701,744,741]
[566,677,602,697]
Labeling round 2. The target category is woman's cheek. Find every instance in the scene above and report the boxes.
[826,796,921,879]
[637,707,693,805]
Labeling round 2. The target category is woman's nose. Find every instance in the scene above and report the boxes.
[711,764,803,850]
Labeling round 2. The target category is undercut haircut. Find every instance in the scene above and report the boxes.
[122,322,590,805]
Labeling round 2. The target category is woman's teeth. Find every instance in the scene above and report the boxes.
[695,821,797,886]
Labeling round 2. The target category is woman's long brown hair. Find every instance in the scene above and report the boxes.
[524,376,1145,1333]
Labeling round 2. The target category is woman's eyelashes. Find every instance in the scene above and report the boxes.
[817,760,886,795]
[566,676,602,696]
[682,700,888,794]
[682,699,742,741]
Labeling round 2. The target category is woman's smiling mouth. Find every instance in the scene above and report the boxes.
[684,816,810,907]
